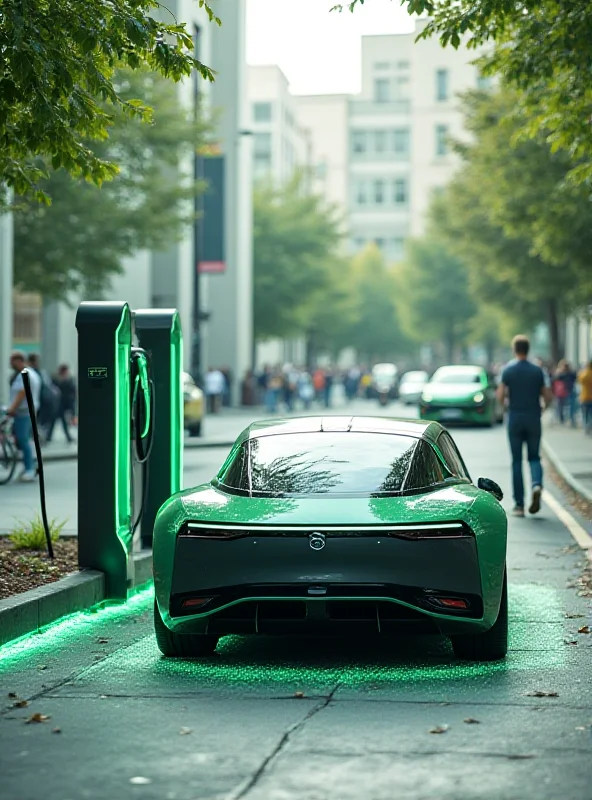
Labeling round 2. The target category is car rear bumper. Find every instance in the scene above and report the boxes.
[161,531,489,636]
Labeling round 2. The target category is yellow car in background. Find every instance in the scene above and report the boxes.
[183,372,204,437]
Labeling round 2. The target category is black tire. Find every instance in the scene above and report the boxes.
[154,601,218,657]
[187,420,202,437]
[0,435,17,485]
[450,570,508,661]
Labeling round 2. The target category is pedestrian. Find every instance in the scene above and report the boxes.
[5,351,42,481]
[298,370,314,410]
[204,367,225,413]
[496,335,553,517]
[27,353,59,439]
[46,364,76,443]
[264,368,283,414]
[552,360,578,426]
[577,359,592,435]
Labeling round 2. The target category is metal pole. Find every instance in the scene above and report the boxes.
[0,193,13,407]
[192,25,203,384]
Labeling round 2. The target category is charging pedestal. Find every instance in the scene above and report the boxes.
[134,309,183,549]
[76,302,134,599]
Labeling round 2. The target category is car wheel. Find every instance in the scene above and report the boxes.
[154,601,218,657]
[188,421,202,437]
[450,570,508,661]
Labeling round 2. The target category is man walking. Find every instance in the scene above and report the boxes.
[6,351,41,481]
[497,335,553,516]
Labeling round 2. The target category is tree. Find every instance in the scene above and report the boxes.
[346,244,414,363]
[395,238,476,363]
[429,88,592,362]
[333,1,592,182]
[253,174,344,341]
[0,0,218,200]
[13,68,211,300]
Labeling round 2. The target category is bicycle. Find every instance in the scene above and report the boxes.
[0,413,18,485]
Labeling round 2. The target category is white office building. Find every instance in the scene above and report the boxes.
[40,0,253,402]
[345,20,490,261]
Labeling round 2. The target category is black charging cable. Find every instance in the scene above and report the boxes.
[130,360,155,536]
[21,369,54,560]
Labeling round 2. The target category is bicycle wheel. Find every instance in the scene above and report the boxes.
[0,435,17,485]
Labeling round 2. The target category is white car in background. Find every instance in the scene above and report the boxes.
[399,370,429,405]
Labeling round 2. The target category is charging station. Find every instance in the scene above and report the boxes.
[134,309,183,549]
[75,302,184,599]
[76,302,134,598]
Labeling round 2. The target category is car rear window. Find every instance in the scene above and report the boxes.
[218,432,419,496]
[433,370,481,384]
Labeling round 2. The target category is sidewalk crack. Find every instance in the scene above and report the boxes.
[225,684,339,800]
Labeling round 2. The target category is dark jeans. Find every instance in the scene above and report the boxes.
[507,413,543,508]
[582,401,592,433]
[13,414,34,473]
[47,408,73,442]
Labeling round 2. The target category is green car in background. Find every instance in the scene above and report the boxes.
[153,416,508,662]
[420,365,504,427]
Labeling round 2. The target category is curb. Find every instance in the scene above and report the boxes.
[37,438,236,463]
[542,439,592,505]
[0,551,152,648]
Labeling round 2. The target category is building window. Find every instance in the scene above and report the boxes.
[351,130,367,154]
[253,132,272,176]
[374,78,390,104]
[374,180,385,205]
[392,129,409,154]
[354,180,368,206]
[435,125,449,156]
[477,73,493,91]
[397,60,410,69]
[374,62,390,70]
[436,69,449,101]
[375,237,385,250]
[393,179,408,205]
[316,161,327,179]
[353,237,365,250]
[253,102,272,122]
[374,130,387,153]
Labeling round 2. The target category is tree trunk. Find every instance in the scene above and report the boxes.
[546,299,562,366]
[445,330,455,364]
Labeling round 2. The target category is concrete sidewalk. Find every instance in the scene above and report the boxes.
[542,416,592,502]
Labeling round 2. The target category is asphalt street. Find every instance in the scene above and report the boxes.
[0,400,591,799]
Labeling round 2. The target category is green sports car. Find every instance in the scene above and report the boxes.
[153,416,508,661]
[419,365,504,426]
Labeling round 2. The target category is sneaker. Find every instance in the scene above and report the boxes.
[512,505,525,517]
[19,470,37,482]
[529,485,542,515]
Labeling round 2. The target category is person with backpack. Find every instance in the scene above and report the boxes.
[27,353,59,439]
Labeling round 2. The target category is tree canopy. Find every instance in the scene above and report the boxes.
[395,237,476,364]
[427,88,592,362]
[0,0,218,199]
[333,1,592,181]
[253,174,344,341]
[13,68,211,300]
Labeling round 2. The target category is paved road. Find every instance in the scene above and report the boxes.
[1,401,591,799]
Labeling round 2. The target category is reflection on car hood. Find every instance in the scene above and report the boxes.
[171,482,479,527]
[423,383,481,401]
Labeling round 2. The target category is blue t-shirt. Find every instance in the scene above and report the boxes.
[501,359,545,416]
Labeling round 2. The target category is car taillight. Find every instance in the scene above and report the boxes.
[387,523,471,540]
[181,597,214,609]
[437,598,469,609]
[182,524,248,540]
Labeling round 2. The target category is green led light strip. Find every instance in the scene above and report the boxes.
[169,313,183,494]
[115,308,132,553]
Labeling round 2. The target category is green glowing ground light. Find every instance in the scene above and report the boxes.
[170,312,183,495]
[0,586,154,672]
[0,584,569,689]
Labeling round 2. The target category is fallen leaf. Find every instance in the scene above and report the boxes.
[97,637,110,644]
[575,726,586,731]
[37,665,47,671]
[26,713,51,724]
[525,690,558,698]
[463,718,480,724]
[52,727,61,734]
[577,626,590,634]
[564,639,578,645]
[428,725,449,734]
[179,727,192,736]
[294,691,305,699]
[565,613,585,619]
[99,695,108,699]
[129,777,152,785]
[13,700,29,708]
[8,692,17,699]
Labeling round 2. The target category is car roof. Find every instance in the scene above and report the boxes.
[433,365,484,374]
[239,416,442,444]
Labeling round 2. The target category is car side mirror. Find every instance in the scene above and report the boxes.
[477,477,503,502]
